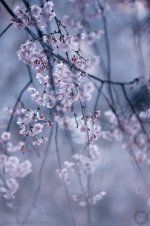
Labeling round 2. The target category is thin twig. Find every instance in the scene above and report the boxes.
[6,79,32,132]
[0,23,12,38]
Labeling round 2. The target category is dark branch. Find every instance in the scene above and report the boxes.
[0,23,12,38]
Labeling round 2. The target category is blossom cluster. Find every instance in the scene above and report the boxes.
[16,108,51,144]
[0,132,32,200]
[43,34,79,52]
[17,41,48,73]
[57,142,106,207]
[12,2,55,30]
[54,62,95,111]
[0,132,25,153]
[56,111,107,206]
[62,111,111,144]
[28,87,56,108]
[62,15,82,30]
[18,39,97,112]
[57,143,104,206]
[104,110,150,164]
[72,191,106,206]
[57,144,101,183]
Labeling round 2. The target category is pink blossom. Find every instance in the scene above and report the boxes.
[1,132,11,141]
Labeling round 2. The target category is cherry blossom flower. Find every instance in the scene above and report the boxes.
[1,132,11,141]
